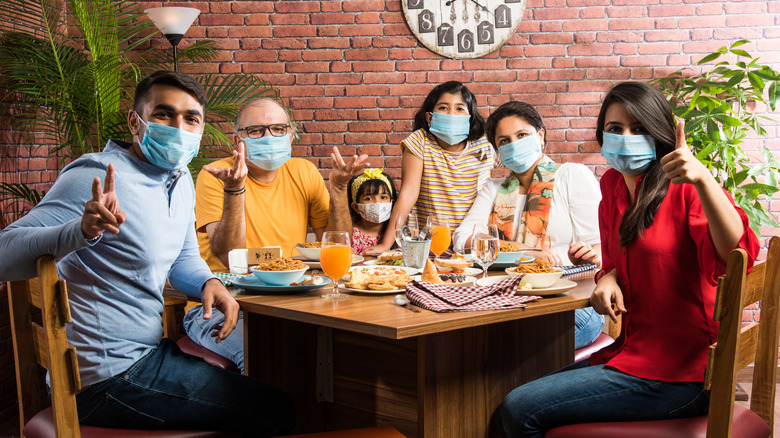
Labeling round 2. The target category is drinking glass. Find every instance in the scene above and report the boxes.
[427,215,451,257]
[320,231,352,299]
[473,224,499,278]
[394,213,418,249]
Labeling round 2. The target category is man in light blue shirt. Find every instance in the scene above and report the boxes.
[0,71,295,435]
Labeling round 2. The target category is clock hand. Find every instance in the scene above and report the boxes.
[445,0,492,15]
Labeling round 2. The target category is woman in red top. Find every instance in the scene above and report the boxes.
[499,81,760,437]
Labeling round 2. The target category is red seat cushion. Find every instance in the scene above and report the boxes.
[286,426,406,437]
[176,336,239,373]
[545,405,770,438]
[574,333,614,363]
[24,407,239,438]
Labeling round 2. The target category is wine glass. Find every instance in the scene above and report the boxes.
[427,215,451,258]
[473,224,499,278]
[320,231,352,299]
[394,213,418,249]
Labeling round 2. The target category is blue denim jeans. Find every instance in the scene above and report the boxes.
[76,338,294,436]
[574,307,604,350]
[184,305,244,373]
[498,360,710,438]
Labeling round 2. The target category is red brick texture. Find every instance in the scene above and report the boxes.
[0,0,779,430]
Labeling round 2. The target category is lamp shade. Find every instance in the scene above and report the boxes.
[145,7,200,45]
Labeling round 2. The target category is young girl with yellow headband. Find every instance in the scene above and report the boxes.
[346,168,398,255]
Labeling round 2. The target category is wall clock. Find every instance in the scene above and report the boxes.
[402,0,527,59]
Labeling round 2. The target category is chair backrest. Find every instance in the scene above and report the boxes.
[8,255,82,438]
[704,236,780,438]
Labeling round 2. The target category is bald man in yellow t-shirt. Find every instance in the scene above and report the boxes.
[184,98,329,372]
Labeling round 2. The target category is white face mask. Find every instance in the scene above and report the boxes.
[356,202,393,224]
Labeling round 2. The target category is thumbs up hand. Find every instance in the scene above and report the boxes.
[659,121,709,185]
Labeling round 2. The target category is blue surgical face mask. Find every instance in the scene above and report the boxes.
[136,113,201,171]
[244,134,292,171]
[428,112,470,146]
[497,134,543,174]
[601,132,657,176]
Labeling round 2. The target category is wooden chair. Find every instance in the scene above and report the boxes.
[8,255,235,437]
[546,235,780,438]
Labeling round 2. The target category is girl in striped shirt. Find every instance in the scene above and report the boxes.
[363,81,499,256]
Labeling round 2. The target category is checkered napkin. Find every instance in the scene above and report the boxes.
[212,272,247,286]
[405,276,541,313]
[552,264,597,276]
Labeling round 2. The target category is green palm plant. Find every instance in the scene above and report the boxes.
[0,0,276,213]
[653,40,780,237]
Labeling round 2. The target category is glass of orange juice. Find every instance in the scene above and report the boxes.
[427,215,451,257]
[320,231,352,299]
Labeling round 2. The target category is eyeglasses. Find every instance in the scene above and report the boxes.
[237,124,290,138]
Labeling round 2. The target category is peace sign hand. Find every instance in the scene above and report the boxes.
[659,121,709,186]
[81,164,127,240]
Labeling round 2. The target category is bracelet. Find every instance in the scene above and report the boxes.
[224,187,245,195]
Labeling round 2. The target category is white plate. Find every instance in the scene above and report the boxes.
[475,275,577,296]
[342,285,406,295]
[411,275,477,287]
[293,254,364,269]
[232,275,332,294]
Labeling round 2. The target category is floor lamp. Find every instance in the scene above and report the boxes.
[145,7,201,72]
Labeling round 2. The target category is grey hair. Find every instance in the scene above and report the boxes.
[234,97,298,142]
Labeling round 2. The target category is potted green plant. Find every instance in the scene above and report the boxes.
[653,40,780,237]
[0,0,277,217]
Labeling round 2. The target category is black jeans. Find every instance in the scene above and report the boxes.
[76,338,296,437]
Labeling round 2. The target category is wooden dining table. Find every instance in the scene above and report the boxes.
[235,266,597,438]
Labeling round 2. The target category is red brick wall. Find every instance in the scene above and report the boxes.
[154,0,779,247]
[1,0,779,430]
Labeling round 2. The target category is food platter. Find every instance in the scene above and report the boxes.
[340,265,420,293]
[293,254,364,269]
[232,275,332,295]
[475,275,576,296]
[343,265,420,280]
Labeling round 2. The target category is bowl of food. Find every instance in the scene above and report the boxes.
[251,257,309,285]
[505,259,563,288]
[296,242,321,261]
[494,242,525,264]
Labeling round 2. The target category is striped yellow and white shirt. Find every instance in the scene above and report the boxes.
[402,129,499,231]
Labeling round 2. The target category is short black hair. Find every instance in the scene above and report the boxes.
[485,101,546,147]
[413,81,485,142]
[133,71,208,115]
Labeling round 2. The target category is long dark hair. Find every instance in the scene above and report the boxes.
[596,82,676,247]
[412,81,485,142]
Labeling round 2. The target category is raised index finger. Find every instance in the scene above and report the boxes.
[103,163,116,194]
[91,176,103,202]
